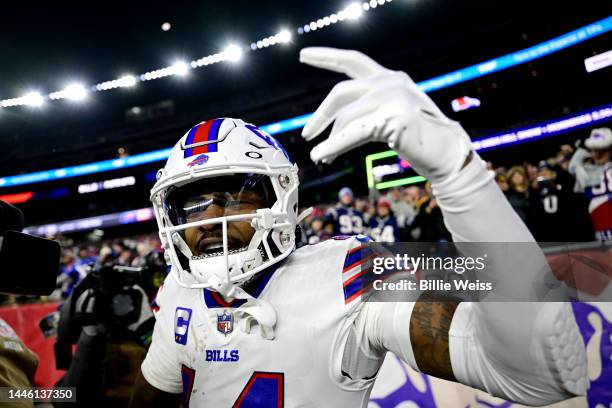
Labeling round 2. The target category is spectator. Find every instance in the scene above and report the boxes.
[327,187,366,236]
[304,216,331,244]
[409,183,451,242]
[495,173,510,192]
[355,197,372,225]
[506,165,531,222]
[528,161,593,241]
[385,187,415,229]
[525,163,539,189]
[569,127,612,240]
[369,197,400,243]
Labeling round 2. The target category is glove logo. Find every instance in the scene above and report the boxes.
[175,307,193,345]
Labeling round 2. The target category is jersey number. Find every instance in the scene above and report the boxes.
[339,214,363,234]
[592,168,612,196]
[371,226,396,242]
[181,367,284,408]
[233,372,284,408]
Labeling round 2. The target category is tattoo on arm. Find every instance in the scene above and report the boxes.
[410,293,460,381]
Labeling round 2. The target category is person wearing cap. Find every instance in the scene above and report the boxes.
[368,197,401,243]
[529,160,593,241]
[569,127,612,240]
[326,186,366,236]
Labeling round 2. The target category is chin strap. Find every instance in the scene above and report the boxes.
[208,274,278,340]
[233,287,277,340]
[297,207,313,224]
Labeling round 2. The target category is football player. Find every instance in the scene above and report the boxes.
[130,48,587,407]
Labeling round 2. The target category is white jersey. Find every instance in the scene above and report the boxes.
[141,235,414,407]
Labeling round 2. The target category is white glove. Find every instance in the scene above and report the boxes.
[300,47,473,185]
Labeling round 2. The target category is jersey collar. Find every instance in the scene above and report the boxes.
[202,259,284,308]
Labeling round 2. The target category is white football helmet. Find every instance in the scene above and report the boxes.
[151,118,301,295]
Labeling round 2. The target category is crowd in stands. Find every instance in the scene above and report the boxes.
[303,128,612,245]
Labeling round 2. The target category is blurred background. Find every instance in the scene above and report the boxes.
[0,1,610,406]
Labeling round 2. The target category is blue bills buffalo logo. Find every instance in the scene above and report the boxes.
[174,307,193,345]
[187,153,209,167]
[217,311,233,335]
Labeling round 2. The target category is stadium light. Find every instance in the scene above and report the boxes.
[64,84,88,101]
[0,11,609,105]
[23,92,44,107]
[171,61,189,76]
[277,29,292,43]
[344,3,363,20]
[95,75,137,91]
[223,45,243,62]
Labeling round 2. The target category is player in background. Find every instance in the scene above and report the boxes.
[368,197,400,243]
[327,187,366,236]
[569,127,612,240]
[130,48,588,407]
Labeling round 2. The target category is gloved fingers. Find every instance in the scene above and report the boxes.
[302,78,372,140]
[329,95,380,138]
[299,47,388,79]
[310,113,382,163]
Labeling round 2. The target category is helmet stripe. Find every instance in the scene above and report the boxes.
[183,124,199,158]
[183,118,223,158]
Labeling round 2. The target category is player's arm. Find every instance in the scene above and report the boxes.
[302,48,587,406]
[130,369,180,407]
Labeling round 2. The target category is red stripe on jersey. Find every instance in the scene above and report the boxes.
[343,253,376,273]
[347,245,363,255]
[211,291,236,307]
[344,273,394,304]
[343,265,373,288]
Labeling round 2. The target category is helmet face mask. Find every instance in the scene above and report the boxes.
[151,118,300,294]
[164,173,275,254]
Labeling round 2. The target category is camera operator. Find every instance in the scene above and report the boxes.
[54,251,164,407]
[0,199,53,408]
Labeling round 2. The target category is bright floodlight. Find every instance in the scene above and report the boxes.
[345,2,363,19]
[224,45,243,62]
[161,22,171,32]
[278,29,291,43]
[64,84,88,101]
[172,61,189,76]
[23,92,44,107]
[118,75,137,87]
